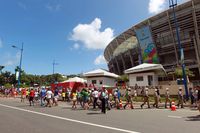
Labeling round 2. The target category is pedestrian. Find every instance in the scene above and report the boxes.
[92,88,99,109]
[194,88,198,107]
[141,87,150,108]
[21,88,26,102]
[46,88,53,107]
[62,90,66,101]
[165,88,171,108]
[177,87,184,108]
[29,88,35,106]
[77,89,83,107]
[197,86,200,112]
[81,88,89,110]
[100,88,106,114]
[113,88,119,108]
[133,88,138,102]
[53,87,59,106]
[34,90,39,103]
[153,87,160,108]
[189,87,194,106]
[124,87,134,109]
[72,90,77,109]
[40,87,46,106]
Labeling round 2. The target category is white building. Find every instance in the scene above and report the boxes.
[83,69,119,89]
[124,63,166,87]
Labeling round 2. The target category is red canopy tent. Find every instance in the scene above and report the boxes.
[51,77,86,92]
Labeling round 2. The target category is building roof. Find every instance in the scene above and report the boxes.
[83,69,119,78]
[124,63,166,75]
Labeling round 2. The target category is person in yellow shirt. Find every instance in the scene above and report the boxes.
[72,91,77,109]
[62,91,66,101]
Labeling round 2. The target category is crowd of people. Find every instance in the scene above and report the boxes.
[1,85,200,114]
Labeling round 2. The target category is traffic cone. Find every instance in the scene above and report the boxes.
[171,101,176,111]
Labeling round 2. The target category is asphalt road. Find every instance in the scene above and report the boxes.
[0,98,199,133]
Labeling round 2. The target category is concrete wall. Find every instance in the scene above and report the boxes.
[129,72,158,86]
[86,77,116,89]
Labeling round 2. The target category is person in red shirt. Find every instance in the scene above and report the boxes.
[21,88,26,103]
[29,88,35,106]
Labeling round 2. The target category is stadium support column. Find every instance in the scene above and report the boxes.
[120,54,126,71]
[115,58,121,75]
[192,0,200,76]
[129,50,134,67]
[123,34,134,67]
[167,11,179,66]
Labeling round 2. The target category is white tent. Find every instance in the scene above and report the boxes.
[83,69,119,78]
[124,63,166,75]
[62,77,87,83]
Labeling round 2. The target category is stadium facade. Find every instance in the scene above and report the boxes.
[104,0,200,81]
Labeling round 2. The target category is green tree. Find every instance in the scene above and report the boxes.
[175,67,194,77]
[4,83,12,89]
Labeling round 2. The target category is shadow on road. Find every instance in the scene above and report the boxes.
[186,115,200,121]
[87,112,103,115]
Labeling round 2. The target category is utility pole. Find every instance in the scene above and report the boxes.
[169,0,189,100]
[12,43,23,92]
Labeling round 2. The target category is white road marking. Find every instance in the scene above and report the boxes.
[0,103,140,133]
[168,115,182,119]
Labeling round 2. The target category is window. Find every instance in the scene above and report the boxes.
[92,80,96,84]
[99,80,103,85]
[136,76,143,81]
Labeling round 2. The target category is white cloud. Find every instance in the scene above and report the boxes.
[3,52,20,66]
[70,18,114,50]
[94,54,106,65]
[73,43,80,49]
[148,0,167,14]
[0,38,3,48]
[46,3,61,11]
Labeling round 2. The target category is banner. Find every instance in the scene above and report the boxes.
[16,71,19,80]
[135,26,159,63]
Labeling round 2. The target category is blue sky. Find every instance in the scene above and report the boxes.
[0,0,187,75]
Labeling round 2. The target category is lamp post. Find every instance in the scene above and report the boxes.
[52,60,59,83]
[169,0,189,100]
[12,43,23,92]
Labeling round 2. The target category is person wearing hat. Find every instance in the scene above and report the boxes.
[153,87,160,108]
[92,88,99,109]
[177,87,184,108]
[100,88,106,114]
[141,87,150,108]
[124,87,134,109]
[113,88,119,109]
[165,87,171,108]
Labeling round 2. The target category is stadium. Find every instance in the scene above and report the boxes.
[104,0,200,82]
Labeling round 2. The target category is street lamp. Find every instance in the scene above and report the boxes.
[52,59,59,83]
[169,0,189,100]
[12,43,23,91]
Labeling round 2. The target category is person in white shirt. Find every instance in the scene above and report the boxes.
[46,88,53,107]
[165,88,171,108]
[34,90,39,102]
[92,88,99,109]
[177,87,184,108]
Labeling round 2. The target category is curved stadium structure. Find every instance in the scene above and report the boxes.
[104,0,200,80]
